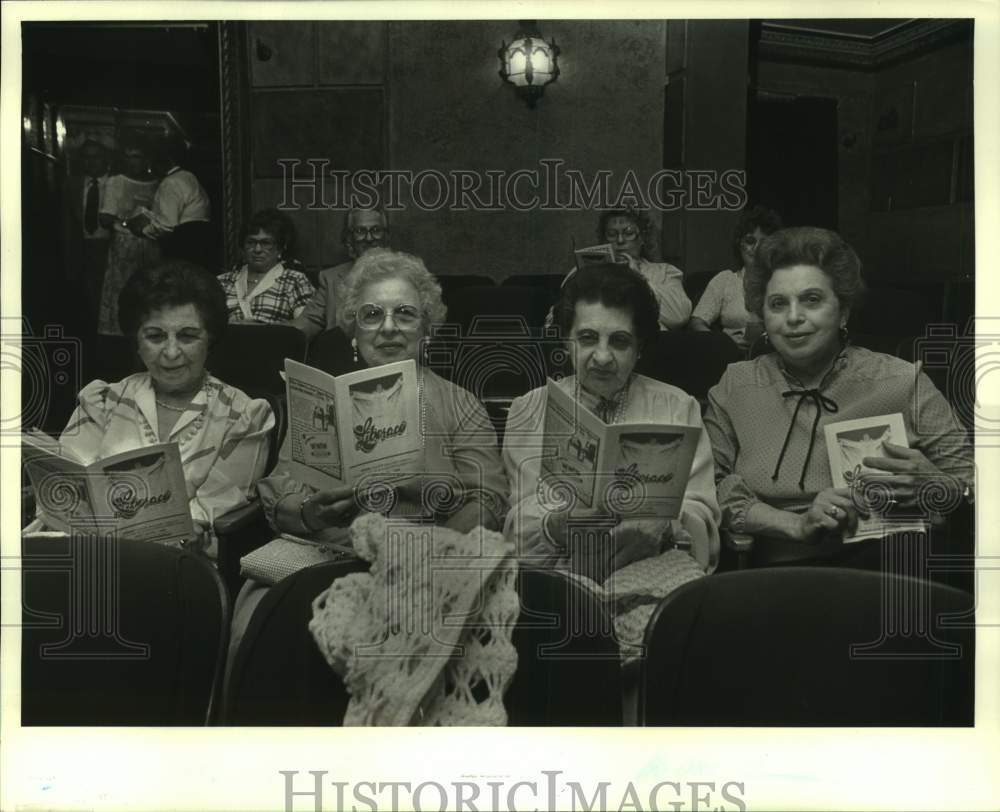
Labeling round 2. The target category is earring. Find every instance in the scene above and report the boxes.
[351,337,359,364]
[839,324,849,344]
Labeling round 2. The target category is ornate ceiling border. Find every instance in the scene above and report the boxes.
[758,19,972,69]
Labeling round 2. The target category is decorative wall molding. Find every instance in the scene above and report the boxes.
[759,19,972,69]
[218,21,251,270]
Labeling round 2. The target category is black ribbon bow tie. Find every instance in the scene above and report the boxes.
[772,388,840,490]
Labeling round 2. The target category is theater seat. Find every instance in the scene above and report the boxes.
[444,285,554,336]
[304,327,362,376]
[682,269,717,309]
[501,274,565,308]
[224,562,622,725]
[208,323,307,395]
[437,274,495,308]
[639,567,974,726]
[636,329,743,404]
[22,534,230,725]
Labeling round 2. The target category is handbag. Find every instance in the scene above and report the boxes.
[240,533,358,586]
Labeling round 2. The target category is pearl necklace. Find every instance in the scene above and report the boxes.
[155,398,190,413]
[154,377,205,413]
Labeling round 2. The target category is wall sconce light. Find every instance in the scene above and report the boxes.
[498,21,560,108]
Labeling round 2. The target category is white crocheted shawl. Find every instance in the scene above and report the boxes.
[309,513,520,726]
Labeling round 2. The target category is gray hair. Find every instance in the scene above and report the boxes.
[337,248,447,338]
[342,206,389,255]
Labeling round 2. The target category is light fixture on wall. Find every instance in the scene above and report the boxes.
[498,21,560,108]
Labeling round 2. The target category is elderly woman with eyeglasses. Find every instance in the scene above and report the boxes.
[561,207,692,331]
[258,247,509,537]
[690,204,783,349]
[216,208,315,324]
[226,249,510,669]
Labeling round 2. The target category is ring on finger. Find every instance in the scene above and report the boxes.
[826,505,840,518]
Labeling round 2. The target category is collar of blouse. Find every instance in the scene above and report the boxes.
[575,375,633,424]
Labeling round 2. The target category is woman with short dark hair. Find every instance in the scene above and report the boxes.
[742,224,865,317]
[560,207,692,330]
[217,208,314,324]
[552,256,661,352]
[53,261,274,556]
[504,262,720,650]
[690,204,783,348]
[704,226,973,567]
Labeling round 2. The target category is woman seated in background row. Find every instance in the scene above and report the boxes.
[503,263,720,647]
[52,261,275,556]
[561,207,692,331]
[690,203,783,349]
[703,226,973,570]
[216,208,315,324]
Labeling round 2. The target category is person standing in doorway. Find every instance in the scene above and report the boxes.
[64,138,112,327]
[127,134,212,267]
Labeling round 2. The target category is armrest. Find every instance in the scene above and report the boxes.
[213,500,274,601]
[214,500,266,536]
[718,529,754,572]
[725,531,754,553]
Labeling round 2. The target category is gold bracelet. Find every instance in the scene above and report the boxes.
[299,493,322,533]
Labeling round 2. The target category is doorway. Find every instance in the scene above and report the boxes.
[20,22,223,431]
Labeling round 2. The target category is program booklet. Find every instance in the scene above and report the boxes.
[284,358,424,490]
[823,413,927,542]
[539,379,700,519]
[21,430,195,541]
[573,243,630,272]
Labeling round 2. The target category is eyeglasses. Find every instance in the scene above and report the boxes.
[740,234,759,248]
[354,303,422,331]
[604,226,640,241]
[350,226,387,240]
[244,237,277,250]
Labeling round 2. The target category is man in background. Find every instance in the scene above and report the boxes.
[127,134,212,266]
[292,206,390,339]
[64,138,112,327]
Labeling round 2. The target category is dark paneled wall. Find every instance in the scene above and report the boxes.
[867,39,973,284]
[248,20,666,278]
[665,21,750,274]
[248,21,387,268]
[756,34,973,286]
[388,20,665,279]
[754,60,874,261]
